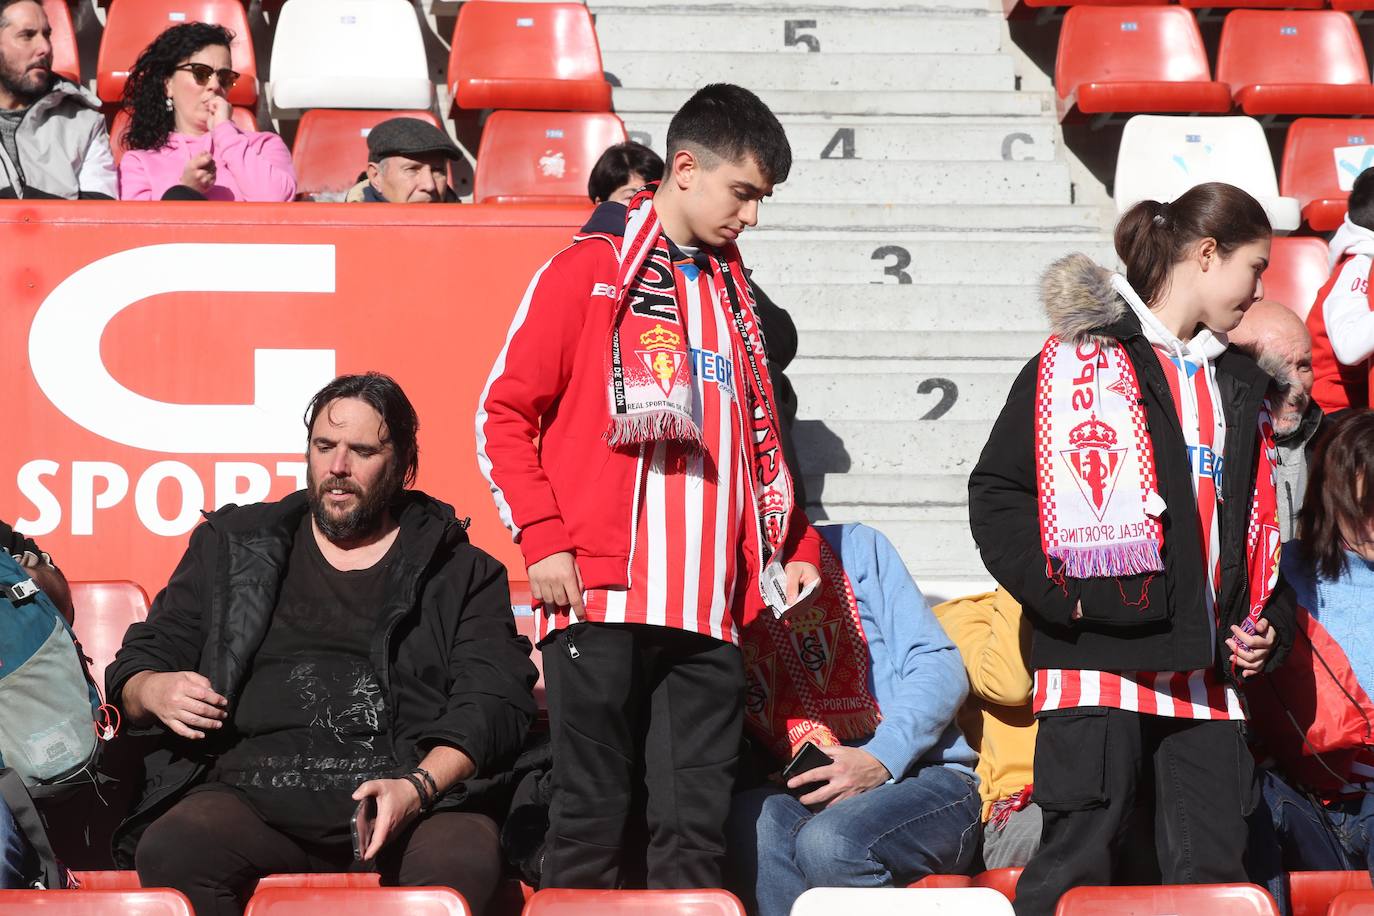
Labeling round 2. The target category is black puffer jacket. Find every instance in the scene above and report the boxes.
[969,254,1296,680]
[105,489,537,864]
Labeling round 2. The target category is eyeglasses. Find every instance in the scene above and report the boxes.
[175,62,240,90]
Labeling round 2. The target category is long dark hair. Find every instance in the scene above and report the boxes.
[1114,182,1271,307]
[1299,410,1374,580]
[303,373,420,488]
[121,22,233,152]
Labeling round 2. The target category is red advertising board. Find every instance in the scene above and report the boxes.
[2,200,589,595]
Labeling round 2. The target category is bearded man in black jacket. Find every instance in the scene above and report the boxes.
[106,372,537,916]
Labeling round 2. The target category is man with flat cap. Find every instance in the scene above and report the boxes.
[347,117,462,204]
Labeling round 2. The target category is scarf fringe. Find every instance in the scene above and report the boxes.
[1049,541,1164,580]
[605,412,705,450]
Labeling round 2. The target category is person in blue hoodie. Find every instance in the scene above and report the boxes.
[726,522,981,916]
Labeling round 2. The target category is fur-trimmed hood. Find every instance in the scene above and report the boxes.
[1040,252,1128,345]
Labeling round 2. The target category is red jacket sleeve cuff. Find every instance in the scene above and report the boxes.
[517,517,575,569]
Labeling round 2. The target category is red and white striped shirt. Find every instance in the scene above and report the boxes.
[536,254,749,645]
[1035,343,1242,721]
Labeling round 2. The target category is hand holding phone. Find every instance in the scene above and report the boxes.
[351,796,377,861]
[781,741,831,799]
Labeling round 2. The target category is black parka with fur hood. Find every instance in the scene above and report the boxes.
[968,254,1296,680]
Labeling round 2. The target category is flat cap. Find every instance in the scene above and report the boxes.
[366,117,461,162]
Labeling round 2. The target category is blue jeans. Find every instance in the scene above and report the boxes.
[726,765,981,916]
[0,795,33,889]
[1248,769,1368,916]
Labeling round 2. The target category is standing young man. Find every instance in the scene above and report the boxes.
[477,84,821,889]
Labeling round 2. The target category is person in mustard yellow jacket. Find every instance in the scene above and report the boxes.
[933,588,1039,869]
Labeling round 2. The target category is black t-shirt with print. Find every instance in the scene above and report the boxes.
[205,515,400,846]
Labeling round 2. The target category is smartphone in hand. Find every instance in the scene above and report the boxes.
[781,741,831,798]
[351,796,377,861]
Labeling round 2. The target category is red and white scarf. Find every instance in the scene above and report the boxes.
[605,186,799,613]
[1034,333,1280,640]
[1035,335,1166,580]
[741,536,883,763]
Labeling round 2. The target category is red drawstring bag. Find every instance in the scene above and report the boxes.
[1247,605,1374,796]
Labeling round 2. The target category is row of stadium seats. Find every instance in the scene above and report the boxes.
[1113,115,1374,231]
[17,878,1374,916]
[1057,8,1374,120]
[72,0,610,114]
[103,107,627,202]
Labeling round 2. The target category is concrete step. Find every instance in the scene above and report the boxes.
[747,160,1074,207]
[623,115,1059,163]
[593,11,1001,54]
[797,329,1046,359]
[612,87,1053,118]
[593,0,997,14]
[803,472,968,508]
[603,51,1014,93]
[769,283,1050,332]
[791,370,1023,421]
[757,204,1106,232]
[742,236,1115,286]
[794,419,1002,473]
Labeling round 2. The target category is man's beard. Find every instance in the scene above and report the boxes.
[0,59,53,106]
[307,464,401,543]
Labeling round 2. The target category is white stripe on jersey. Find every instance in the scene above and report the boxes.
[1188,671,1211,719]
[1079,670,1100,707]
[645,442,668,627]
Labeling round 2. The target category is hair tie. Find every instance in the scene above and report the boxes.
[1152,202,1172,228]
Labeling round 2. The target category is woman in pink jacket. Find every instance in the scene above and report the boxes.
[117,22,295,202]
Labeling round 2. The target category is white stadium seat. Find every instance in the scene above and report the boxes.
[1114,115,1301,231]
[789,887,1015,916]
[269,0,433,111]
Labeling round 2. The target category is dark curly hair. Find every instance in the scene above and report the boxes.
[121,22,233,152]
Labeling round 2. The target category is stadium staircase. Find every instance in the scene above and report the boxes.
[589,0,1115,597]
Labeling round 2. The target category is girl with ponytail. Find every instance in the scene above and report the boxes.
[969,182,1297,916]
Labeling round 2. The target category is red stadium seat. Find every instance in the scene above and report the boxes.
[474,111,626,204]
[291,109,444,201]
[1020,0,1167,12]
[522,889,746,915]
[1329,890,1374,916]
[97,0,257,106]
[907,875,975,888]
[45,0,79,84]
[0,889,194,915]
[1333,0,1374,12]
[255,874,381,891]
[1217,11,1374,116]
[1281,118,1374,231]
[973,868,1024,901]
[1181,0,1323,11]
[69,581,150,696]
[1288,871,1374,916]
[1265,236,1330,319]
[1054,7,1231,122]
[448,2,612,114]
[107,106,257,165]
[1054,884,1280,916]
[71,871,142,889]
[244,887,469,916]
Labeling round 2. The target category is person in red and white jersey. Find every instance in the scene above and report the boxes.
[475,84,820,890]
[1309,169,1374,415]
[970,183,1298,916]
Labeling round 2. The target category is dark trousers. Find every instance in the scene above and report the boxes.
[1013,709,1256,916]
[541,622,745,889]
[134,789,503,916]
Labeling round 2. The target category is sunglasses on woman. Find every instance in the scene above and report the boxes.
[175,62,240,90]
